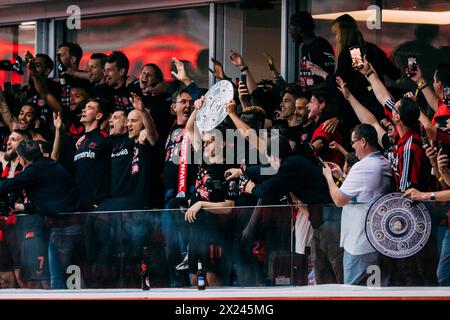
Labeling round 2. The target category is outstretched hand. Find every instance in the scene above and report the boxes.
[209,57,226,80]
[229,50,245,69]
[336,76,351,100]
[171,57,190,83]
[403,188,427,201]
[53,112,63,131]
[129,92,145,111]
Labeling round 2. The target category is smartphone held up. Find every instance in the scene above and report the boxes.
[349,46,364,70]
[406,56,417,78]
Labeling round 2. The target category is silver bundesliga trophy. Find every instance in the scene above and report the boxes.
[366,192,432,259]
[195,80,234,132]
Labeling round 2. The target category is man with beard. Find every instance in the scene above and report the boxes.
[96,51,133,112]
[82,108,130,288]
[108,109,134,197]
[87,53,107,86]
[127,93,159,208]
[288,11,335,89]
[162,89,198,286]
[0,140,81,289]
[128,63,171,143]
[0,89,45,142]
[56,42,90,112]
[23,53,60,140]
[182,97,240,287]
[0,130,31,288]
[56,81,91,175]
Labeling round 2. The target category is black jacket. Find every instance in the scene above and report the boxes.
[250,155,332,205]
[0,157,81,216]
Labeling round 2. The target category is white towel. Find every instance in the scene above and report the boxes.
[294,205,313,255]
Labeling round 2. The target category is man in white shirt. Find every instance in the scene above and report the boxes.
[322,123,393,285]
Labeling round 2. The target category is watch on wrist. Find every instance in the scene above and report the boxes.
[430,192,436,201]
[365,70,374,78]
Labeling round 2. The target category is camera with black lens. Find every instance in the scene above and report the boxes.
[57,63,68,85]
[57,63,67,74]
[0,56,23,75]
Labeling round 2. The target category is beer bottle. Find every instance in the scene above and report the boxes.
[197,260,206,290]
[141,261,150,291]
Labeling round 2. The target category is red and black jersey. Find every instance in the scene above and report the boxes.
[432,100,450,126]
[1,162,24,224]
[392,129,430,191]
[193,164,239,204]
[311,122,344,167]
[1,162,23,179]
[94,83,133,112]
[384,99,431,191]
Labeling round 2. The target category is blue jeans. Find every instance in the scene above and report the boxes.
[48,224,82,289]
[437,230,450,286]
[343,250,380,285]
[162,196,190,287]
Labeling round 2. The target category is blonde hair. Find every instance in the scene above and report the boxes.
[332,14,365,67]
[242,105,266,116]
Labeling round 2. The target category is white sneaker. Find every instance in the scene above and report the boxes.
[175,252,189,271]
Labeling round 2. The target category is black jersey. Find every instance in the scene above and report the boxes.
[94,83,133,112]
[73,128,112,208]
[110,134,134,197]
[130,140,157,209]
[192,163,239,204]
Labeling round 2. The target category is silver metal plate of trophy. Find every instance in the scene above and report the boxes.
[366,192,431,259]
[195,80,234,132]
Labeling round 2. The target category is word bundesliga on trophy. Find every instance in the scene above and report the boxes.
[195,80,234,132]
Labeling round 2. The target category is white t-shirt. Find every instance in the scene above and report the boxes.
[339,151,392,255]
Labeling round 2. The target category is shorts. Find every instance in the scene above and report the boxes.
[18,215,50,281]
[188,211,233,274]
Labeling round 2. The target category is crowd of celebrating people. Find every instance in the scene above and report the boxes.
[0,11,449,289]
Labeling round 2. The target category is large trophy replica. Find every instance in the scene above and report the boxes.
[366,192,432,258]
[195,80,234,132]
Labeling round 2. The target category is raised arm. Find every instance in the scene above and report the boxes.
[209,57,230,81]
[0,86,17,132]
[225,99,267,157]
[30,74,62,113]
[336,76,386,147]
[186,96,204,152]
[359,56,394,107]
[130,92,159,146]
[61,69,89,81]
[171,57,194,87]
[229,50,257,93]
[51,112,63,161]
[409,64,439,111]
[263,52,281,80]
[171,57,203,100]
